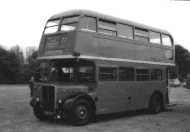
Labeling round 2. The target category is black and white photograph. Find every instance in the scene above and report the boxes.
[0,0,190,131]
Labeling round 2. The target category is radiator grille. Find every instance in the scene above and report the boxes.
[41,86,55,112]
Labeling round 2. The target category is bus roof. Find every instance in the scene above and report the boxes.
[49,10,171,35]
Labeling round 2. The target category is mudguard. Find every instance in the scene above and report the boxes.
[63,93,95,110]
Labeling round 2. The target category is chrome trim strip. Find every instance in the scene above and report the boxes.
[37,55,74,60]
[80,28,96,32]
[37,55,175,66]
[80,55,175,66]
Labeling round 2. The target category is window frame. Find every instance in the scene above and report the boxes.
[99,67,117,81]
[134,27,149,43]
[60,15,80,31]
[79,15,97,32]
[77,65,95,83]
[44,18,61,34]
[161,34,173,47]
[136,69,150,81]
[98,19,117,36]
[119,67,135,81]
[149,31,161,45]
[117,23,134,40]
[150,69,163,81]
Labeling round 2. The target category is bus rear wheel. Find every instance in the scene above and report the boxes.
[70,99,93,125]
[149,93,163,114]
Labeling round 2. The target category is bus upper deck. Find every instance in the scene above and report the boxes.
[38,10,175,66]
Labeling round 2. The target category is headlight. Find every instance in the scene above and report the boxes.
[58,99,62,103]
[36,97,40,102]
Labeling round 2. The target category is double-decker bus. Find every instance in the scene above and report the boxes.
[30,10,175,125]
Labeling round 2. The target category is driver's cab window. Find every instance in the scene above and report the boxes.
[60,67,74,82]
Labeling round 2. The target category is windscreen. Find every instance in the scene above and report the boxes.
[60,16,79,31]
[44,19,60,34]
[44,16,79,34]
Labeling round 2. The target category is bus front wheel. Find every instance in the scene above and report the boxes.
[33,107,47,121]
[70,99,93,125]
[149,93,163,114]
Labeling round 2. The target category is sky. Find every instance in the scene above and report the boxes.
[0,0,190,50]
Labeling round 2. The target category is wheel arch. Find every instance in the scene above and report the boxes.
[149,90,164,109]
[74,94,96,113]
[64,93,96,114]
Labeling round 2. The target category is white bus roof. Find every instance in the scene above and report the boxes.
[49,10,171,35]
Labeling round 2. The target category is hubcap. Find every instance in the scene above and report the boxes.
[76,105,88,119]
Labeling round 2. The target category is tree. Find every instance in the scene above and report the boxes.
[25,46,37,64]
[10,45,24,65]
[21,50,39,82]
[175,44,190,80]
[0,46,21,83]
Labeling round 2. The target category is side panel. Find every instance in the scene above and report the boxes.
[94,60,168,115]
[96,81,131,114]
[117,82,137,110]
[133,81,166,110]
[75,31,174,64]
[38,31,77,57]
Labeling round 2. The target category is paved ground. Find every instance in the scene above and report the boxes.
[0,85,190,132]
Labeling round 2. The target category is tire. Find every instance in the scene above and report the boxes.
[70,99,93,125]
[33,107,47,121]
[149,94,163,114]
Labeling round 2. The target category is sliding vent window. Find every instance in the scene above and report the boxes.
[44,19,60,34]
[134,28,149,43]
[80,16,96,32]
[118,24,133,39]
[149,31,161,44]
[99,67,117,81]
[60,16,79,31]
[162,34,172,46]
[98,19,117,36]
[119,67,135,81]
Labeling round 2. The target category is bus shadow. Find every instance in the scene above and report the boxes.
[95,109,149,123]
[94,108,173,123]
[40,108,174,126]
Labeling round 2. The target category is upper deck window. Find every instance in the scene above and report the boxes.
[149,31,161,44]
[134,28,149,43]
[80,16,96,32]
[162,34,172,46]
[60,16,79,31]
[44,19,60,34]
[98,19,117,36]
[117,24,133,39]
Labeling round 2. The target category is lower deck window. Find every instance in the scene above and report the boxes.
[78,66,94,82]
[119,67,135,81]
[136,69,150,81]
[151,69,162,81]
[99,67,117,81]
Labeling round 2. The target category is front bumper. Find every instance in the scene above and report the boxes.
[30,98,70,120]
